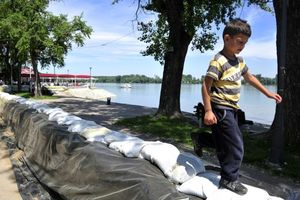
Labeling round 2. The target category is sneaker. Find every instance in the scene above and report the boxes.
[190,132,203,157]
[219,178,248,195]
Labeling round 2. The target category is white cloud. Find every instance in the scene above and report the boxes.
[241,34,276,59]
[45,1,277,77]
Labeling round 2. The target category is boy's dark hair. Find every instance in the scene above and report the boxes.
[223,18,251,38]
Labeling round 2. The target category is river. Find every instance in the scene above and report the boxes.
[95,83,277,125]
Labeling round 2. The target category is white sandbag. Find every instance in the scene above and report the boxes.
[0,93,16,101]
[87,135,106,144]
[57,115,82,125]
[0,92,6,97]
[80,126,112,139]
[269,196,284,200]
[24,100,39,108]
[169,152,206,184]
[207,184,271,200]
[108,138,152,158]
[103,131,131,144]
[31,102,47,109]
[14,97,27,104]
[26,101,43,109]
[48,110,69,121]
[140,142,180,178]
[35,104,51,113]
[178,172,272,200]
[43,107,63,115]
[177,172,219,199]
[67,120,99,132]
[0,92,11,98]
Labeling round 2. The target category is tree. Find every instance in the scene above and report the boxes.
[269,0,300,165]
[139,0,244,117]
[0,0,27,90]
[114,0,270,118]
[0,0,92,96]
[283,0,300,146]
[16,0,92,96]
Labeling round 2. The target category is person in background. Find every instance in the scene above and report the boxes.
[201,18,282,195]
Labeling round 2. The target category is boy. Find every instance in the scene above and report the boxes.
[201,18,282,195]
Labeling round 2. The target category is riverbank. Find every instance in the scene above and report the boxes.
[38,94,299,199]
[0,91,299,199]
[56,87,116,100]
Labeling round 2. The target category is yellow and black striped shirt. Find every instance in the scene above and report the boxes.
[206,52,248,109]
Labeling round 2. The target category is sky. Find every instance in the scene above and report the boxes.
[43,1,278,79]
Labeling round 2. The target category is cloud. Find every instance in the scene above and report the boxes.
[187,32,276,60]
[241,34,276,59]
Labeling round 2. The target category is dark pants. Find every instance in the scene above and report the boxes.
[212,108,244,181]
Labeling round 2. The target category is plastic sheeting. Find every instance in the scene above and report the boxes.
[0,93,288,200]
[1,102,197,200]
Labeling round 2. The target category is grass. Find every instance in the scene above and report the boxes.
[115,115,199,145]
[14,92,58,100]
[115,115,300,182]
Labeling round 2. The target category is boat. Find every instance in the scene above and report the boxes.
[120,83,132,88]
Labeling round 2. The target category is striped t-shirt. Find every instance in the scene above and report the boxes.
[206,52,248,109]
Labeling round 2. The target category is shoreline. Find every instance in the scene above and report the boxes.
[51,90,272,135]
[0,92,298,199]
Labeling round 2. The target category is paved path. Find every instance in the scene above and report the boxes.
[41,96,158,130]
[0,140,22,200]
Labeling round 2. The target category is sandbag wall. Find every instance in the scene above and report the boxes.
[0,97,194,200]
[0,92,284,200]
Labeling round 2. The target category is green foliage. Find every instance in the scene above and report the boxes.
[96,73,277,85]
[0,0,92,79]
[114,0,272,66]
[137,0,242,64]
[181,74,201,84]
[95,74,161,83]
[242,74,277,85]
[95,74,200,84]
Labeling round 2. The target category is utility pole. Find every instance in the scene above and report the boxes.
[10,63,13,93]
[89,67,92,88]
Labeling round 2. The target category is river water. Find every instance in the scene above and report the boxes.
[95,83,277,125]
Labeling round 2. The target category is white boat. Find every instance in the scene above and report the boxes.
[120,83,132,88]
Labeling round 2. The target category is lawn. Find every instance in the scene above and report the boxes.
[14,92,58,100]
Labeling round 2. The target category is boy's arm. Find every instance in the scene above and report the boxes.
[201,76,217,125]
[243,71,282,103]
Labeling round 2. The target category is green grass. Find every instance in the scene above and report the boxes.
[115,115,300,182]
[243,134,271,165]
[14,92,58,100]
[115,115,200,145]
[243,135,300,181]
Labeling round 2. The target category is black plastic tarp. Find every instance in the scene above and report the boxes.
[2,102,200,200]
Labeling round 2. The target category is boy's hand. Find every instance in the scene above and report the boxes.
[204,110,217,125]
[267,92,282,103]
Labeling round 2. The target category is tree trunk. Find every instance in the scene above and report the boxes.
[4,47,11,87]
[269,0,286,164]
[156,0,192,118]
[269,0,300,164]
[30,52,42,97]
[284,0,300,145]
[17,63,22,92]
